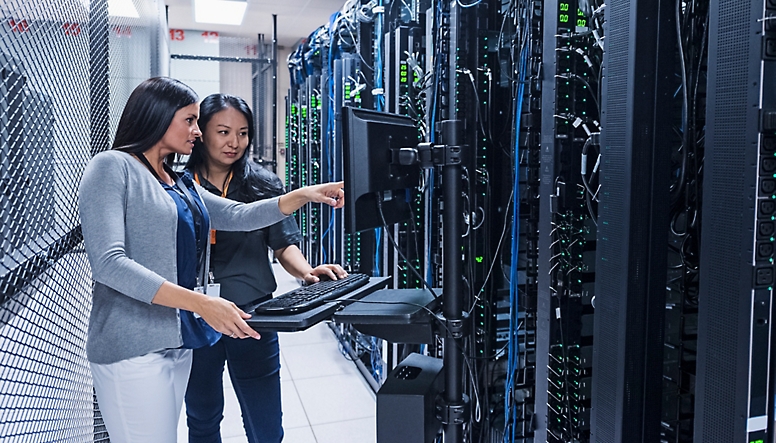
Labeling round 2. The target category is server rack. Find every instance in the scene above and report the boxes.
[694,0,776,441]
[590,0,676,441]
[535,0,600,440]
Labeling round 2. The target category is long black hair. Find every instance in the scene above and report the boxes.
[113,77,199,157]
[185,93,284,202]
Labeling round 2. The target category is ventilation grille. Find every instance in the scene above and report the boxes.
[698,0,754,441]
[592,0,630,441]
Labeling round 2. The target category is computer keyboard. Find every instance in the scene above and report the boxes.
[252,273,370,315]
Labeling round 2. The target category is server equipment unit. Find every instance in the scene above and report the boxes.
[694,0,776,441]
[536,0,599,440]
[590,0,675,441]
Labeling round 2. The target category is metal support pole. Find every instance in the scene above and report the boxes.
[440,119,464,443]
[253,34,261,164]
[272,14,278,173]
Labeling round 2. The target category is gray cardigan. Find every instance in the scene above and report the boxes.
[78,150,287,364]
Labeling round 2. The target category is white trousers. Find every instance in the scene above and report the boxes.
[91,348,193,443]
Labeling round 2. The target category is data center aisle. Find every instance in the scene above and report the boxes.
[178,263,377,443]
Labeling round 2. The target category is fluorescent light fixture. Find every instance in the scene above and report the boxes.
[194,0,248,25]
[109,0,140,18]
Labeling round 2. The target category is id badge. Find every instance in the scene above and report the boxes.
[192,283,221,317]
[194,283,221,297]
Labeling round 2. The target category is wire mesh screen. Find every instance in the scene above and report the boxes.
[108,0,168,144]
[0,0,166,441]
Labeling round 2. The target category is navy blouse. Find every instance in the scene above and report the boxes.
[161,172,210,290]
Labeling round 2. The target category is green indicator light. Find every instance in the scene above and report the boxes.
[476,256,483,263]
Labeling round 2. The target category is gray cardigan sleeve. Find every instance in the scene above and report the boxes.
[78,153,167,304]
[195,184,288,232]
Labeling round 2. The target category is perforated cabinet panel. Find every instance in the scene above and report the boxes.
[591,0,676,441]
[695,0,771,441]
[698,0,750,437]
[591,0,630,441]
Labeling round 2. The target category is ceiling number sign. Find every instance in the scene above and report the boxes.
[114,25,132,38]
[170,28,185,41]
[9,19,29,33]
[63,22,81,36]
[202,31,219,43]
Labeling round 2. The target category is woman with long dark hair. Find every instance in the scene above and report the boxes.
[78,78,344,443]
[183,93,346,443]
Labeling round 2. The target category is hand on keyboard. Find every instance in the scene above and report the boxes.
[253,273,370,315]
[303,263,348,284]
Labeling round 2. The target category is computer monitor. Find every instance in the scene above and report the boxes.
[342,107,421,233]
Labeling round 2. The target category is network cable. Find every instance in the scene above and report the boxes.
[504,2,531,441]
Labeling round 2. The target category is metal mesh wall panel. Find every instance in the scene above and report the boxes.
[109,1,168,144]
[0,0,166,441]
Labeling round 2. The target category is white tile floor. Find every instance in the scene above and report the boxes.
[177,264,377,443]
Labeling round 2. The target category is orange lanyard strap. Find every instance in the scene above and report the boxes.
[194,171,233,198]
[194,171,234,244]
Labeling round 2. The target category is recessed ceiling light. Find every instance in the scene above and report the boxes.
[109,0,140,18]
[194,0,248,26]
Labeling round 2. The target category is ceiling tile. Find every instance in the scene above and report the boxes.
[166,0,347,48]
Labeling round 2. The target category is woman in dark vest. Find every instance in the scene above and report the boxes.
[183,93,347,443]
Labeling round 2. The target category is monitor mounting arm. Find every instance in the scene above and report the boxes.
[390,141,463,170]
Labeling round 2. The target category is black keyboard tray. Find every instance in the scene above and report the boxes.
[332,288,442,344]
[245,276,391,332]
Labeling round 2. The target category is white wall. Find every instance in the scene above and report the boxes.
[167,29,291,181]
[168,28,221,100]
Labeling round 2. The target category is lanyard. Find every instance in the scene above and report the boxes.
[193,171,233,244]
[134,154,209,286]
[193,171,233,198]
